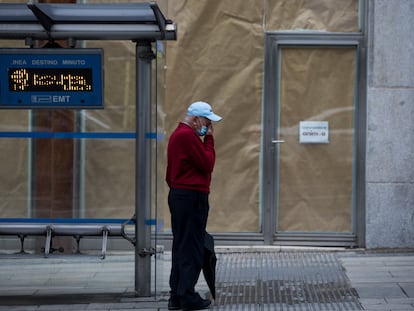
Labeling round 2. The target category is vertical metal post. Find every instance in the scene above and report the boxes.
[135,41,154,296]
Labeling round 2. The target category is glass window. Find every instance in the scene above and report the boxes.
[265,0,360,32]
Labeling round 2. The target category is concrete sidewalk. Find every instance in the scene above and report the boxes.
[0,248,413,310]
[340,251,414,311]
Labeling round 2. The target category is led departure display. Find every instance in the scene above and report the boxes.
[9,68,93,92]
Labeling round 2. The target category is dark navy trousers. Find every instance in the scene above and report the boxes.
[168,188,209,305]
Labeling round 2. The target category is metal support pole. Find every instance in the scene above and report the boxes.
[135,41,154,296]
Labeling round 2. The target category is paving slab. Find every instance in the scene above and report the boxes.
[353,283,407,299]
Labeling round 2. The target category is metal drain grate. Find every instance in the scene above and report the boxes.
[212,252,361,311]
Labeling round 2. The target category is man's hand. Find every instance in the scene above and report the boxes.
[206,124,214,135]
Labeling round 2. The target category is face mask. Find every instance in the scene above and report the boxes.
[196,125,208,136]
[195,117,208,136]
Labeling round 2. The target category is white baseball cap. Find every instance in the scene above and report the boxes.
[187,101,222,122]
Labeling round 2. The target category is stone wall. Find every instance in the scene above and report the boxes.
[366,0,414,248]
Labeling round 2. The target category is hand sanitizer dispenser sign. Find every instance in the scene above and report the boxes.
[299,121,329,144]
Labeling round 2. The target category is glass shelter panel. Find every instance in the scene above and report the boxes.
[0,40,29,218]
[0,37,31,218]
[277,47,356,233]
[83,139,135,218]
[0,136,29,217]
[81,40,137,219]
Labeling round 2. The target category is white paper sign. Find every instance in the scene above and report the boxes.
[299,121,329,144]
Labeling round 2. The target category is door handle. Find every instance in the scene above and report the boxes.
[271,139,285,144]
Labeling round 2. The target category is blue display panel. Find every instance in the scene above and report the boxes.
[0,48,103,109]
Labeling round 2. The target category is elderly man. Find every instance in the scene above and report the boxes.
[166,101,222,311]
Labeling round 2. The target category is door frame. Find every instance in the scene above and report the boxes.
[261,33,367,247]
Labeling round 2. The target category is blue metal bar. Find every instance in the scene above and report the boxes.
[53,132,135,139]
[0,132,161,139]
[0,132,53,138]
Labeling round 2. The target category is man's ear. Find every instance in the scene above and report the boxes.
[192,116,199,126]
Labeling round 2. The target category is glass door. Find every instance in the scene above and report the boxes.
[277,47,355,232]
[262,36,364,245]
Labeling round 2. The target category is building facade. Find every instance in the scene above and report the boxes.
[0,0,412,250]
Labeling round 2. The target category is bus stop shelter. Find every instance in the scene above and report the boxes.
[0,2,177,297]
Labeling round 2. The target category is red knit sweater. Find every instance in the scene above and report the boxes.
[166,122,216,193]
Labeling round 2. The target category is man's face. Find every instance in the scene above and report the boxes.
[198,117,211,128]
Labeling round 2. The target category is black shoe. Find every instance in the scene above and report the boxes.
[167,297,180,310]
[181,298,211,311]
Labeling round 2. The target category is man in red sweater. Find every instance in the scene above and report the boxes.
[166,101,222,311]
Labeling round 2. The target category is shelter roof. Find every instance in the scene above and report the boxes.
[0,2,176,41]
